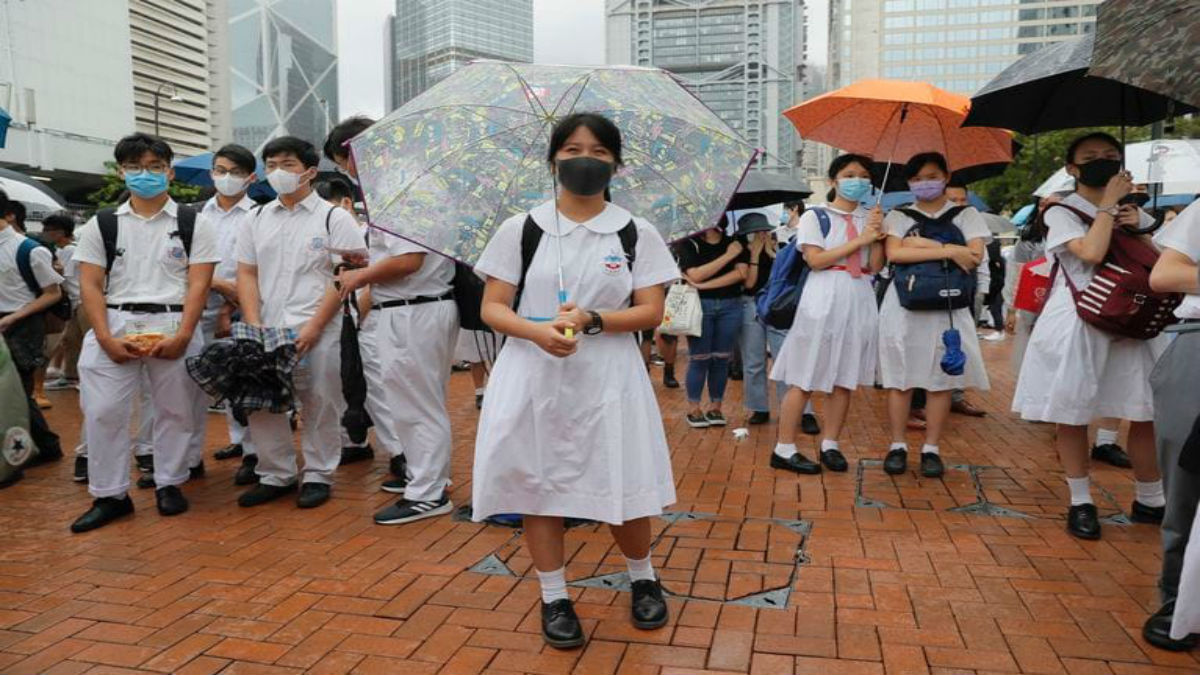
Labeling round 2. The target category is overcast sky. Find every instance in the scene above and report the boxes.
[337,0,827,118]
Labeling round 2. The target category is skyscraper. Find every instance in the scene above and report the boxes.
[228,0,339,153]
[606,0,807,175]
[389,0,534,111]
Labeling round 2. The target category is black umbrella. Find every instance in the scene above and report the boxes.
[727,171,812,211]
[339,297,372,444]
[963,34,1196,134]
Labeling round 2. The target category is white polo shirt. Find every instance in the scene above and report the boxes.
[201,195,257,311]
[1154,200,1200,319]
[74,199,220,306]
[0,225,63,313]
[236,190,366,329]
[56,244,80,307]
[367,227,455,303]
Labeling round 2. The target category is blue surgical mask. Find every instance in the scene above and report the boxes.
[779,211,790,225]
[836,177,872,202]
[124,170,169,199]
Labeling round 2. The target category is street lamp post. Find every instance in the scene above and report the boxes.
[153,82,183,137]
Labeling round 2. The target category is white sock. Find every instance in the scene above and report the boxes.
[1066,476,1093,506]
[536,567,569,604]
[475,387,486,396]
[1136,480,1166,508]
[1095,428,1119,447]
[774,443,797,460]
[890,442,907,452]
[921,444,939,456]
[820,439,839,452]
[625,555,656,582]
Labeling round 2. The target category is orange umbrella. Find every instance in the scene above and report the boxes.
[784,79,1013,177]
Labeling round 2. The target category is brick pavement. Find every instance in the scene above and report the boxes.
[0,336,1196,675]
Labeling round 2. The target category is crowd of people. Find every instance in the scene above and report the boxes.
[0,113,1197,652]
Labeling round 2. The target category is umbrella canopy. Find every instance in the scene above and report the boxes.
[1011,203,1036,226]
[1033,168,1075,198]
[981,212,1016,238]
[1089,0,1200,110]
[1125,139,1200,186]
[964,35,1197,134]
[0,107,10,148]
[0,173,65,214]
[727,171,812,211]
[349,61,758,265]
[783,79,1014,174]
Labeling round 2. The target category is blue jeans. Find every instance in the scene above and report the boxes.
[739,296,788,413]
[686,296,742,405]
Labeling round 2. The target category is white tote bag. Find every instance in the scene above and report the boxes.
[660,282,703,337]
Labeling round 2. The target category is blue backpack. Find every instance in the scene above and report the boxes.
[755,209,832,330]
[891,206,975,311]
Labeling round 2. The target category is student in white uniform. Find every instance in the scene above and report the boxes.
[337,192,459,526]
[878,152,991,479]
[236,136,366,510]
[771,154,885,474]
[472,114,678,649]
[1013,132,1166,540]
[1142,198,1200,651]
[70,133,219,532]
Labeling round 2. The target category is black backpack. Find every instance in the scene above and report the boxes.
[15,238,72,321]
[511,215,639,313]
[97,204,197,275]
[891,206,976,311]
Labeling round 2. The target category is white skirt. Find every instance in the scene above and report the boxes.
[471,334,676,525]
[770,270,878,392]
[1012,284,1166,425]
[877,282,990,392]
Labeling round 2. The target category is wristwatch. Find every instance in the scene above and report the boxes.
[584,310,604,335]
[1100,204,1121,218]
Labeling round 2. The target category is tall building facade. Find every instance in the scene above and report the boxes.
[829,0,1104,95]
[389,0,534,111]
[606,0,806,175]
[228,0,339,153]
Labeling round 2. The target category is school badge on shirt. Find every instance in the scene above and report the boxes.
[601,249,625,275]
[309,237,326,252]
[168,246,186,260]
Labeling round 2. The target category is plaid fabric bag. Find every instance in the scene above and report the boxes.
[187,323,299,424]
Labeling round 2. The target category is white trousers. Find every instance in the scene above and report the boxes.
[75,371,154,458]
[247,325,341,487]
[193,310,254,458]
[79,311,205,498]
[360,300,458,501]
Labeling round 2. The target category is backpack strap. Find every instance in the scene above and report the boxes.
[97,207,120,274]
[811,208,833,238]
[617,219,638,270]
[1044,202,1094,225]
[325,205,334,234]
[514,215,544,310]
[896,205,969,242]
[174,205,196,258]
[15,238,42,296]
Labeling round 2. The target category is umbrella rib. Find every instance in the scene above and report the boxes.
[484,118,559,240]
[380,103,540,128]
[551,72,594,120]
[502,62,553,119]
[619,143,715,223]
[570,107,755,151]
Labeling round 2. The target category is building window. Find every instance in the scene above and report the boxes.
[1049,6,1079,19]
[1018,25,1043,38]
[1018,8,1043,21]
[1049,22,1079,36]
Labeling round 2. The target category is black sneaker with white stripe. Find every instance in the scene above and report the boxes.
[373,494,453,525]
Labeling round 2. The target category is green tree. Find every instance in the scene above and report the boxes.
[86,161,203,209]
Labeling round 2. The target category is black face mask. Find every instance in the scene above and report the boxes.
[1075,158,1122,188]
[556,157,614,196]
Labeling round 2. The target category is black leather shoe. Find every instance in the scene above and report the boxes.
[340,445,374,465]
[770,452,821,475]
[297,482,331,509]
[234,454,259,486]
[883,449,908,475]
[800,414,821,436]
[541,599,584,649]
[1067,503,1101,540]
[73,456,88,483]
[189,463,205,479]
[155,485,188,516]
[136,474,156,489]
[1131,500,1166,524]
[238,482,297,507]
[1091,443,1132,469]
[71,496,134,533]
[475,393,484,409]
[214,443,244,460]
[663,367,679,389]
[135,454,154,473]
[820,449,848,472]
[1143,602,1199,651]
[389,454,407,480]
[920,452,945,478]
[747,411,769,425]
[630,579,669,629]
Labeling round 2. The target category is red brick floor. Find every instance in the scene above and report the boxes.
[1,335,1196,675]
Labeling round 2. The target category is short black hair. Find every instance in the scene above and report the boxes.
[41,212,76,237]
[262,136,319,168]
[905,152,949,180]
[213,143,257,175]
[1066,132,1123,165]
[2,201,26,228]
[827,153,874,181]
[547,113,623,166]
[114,132,174,165]
[313,175,357,204]
[323,116,375,161]
[783,201,804,212]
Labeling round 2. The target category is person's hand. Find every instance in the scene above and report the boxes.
[338,268,368,302]
[725,240,744,259]
[149,333,191,360]
[748,233,767,258]
[866,206,885,237]
[211,279,238,303]
[216,307,233,338]
[532,319,578,358]
[295,322,322,356]
[100,336,141,364]
[1100,169,1134,209]
[555,302,591,334]
[0,314,17,334]
[1004,311,1017,335]
[946,245,979,272]
[1115,204,1141,230]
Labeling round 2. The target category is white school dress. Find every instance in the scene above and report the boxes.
[471,201,679,525]
[1012,192,1166,425]
[877,202,991,392]
[770,204,878,392]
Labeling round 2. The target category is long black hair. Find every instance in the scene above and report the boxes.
[905,152,949,180]
[547,113,623,201]
[1065,132,1122,165]
[825,153,874,201]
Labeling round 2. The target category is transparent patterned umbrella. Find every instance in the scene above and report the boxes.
[348,61,758,265]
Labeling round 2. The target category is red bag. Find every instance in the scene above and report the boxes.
[1013,256,1053,313]
[1048,203,1182,340]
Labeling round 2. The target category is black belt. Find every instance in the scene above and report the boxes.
[371,292,454,310]
[107,303,184,314]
